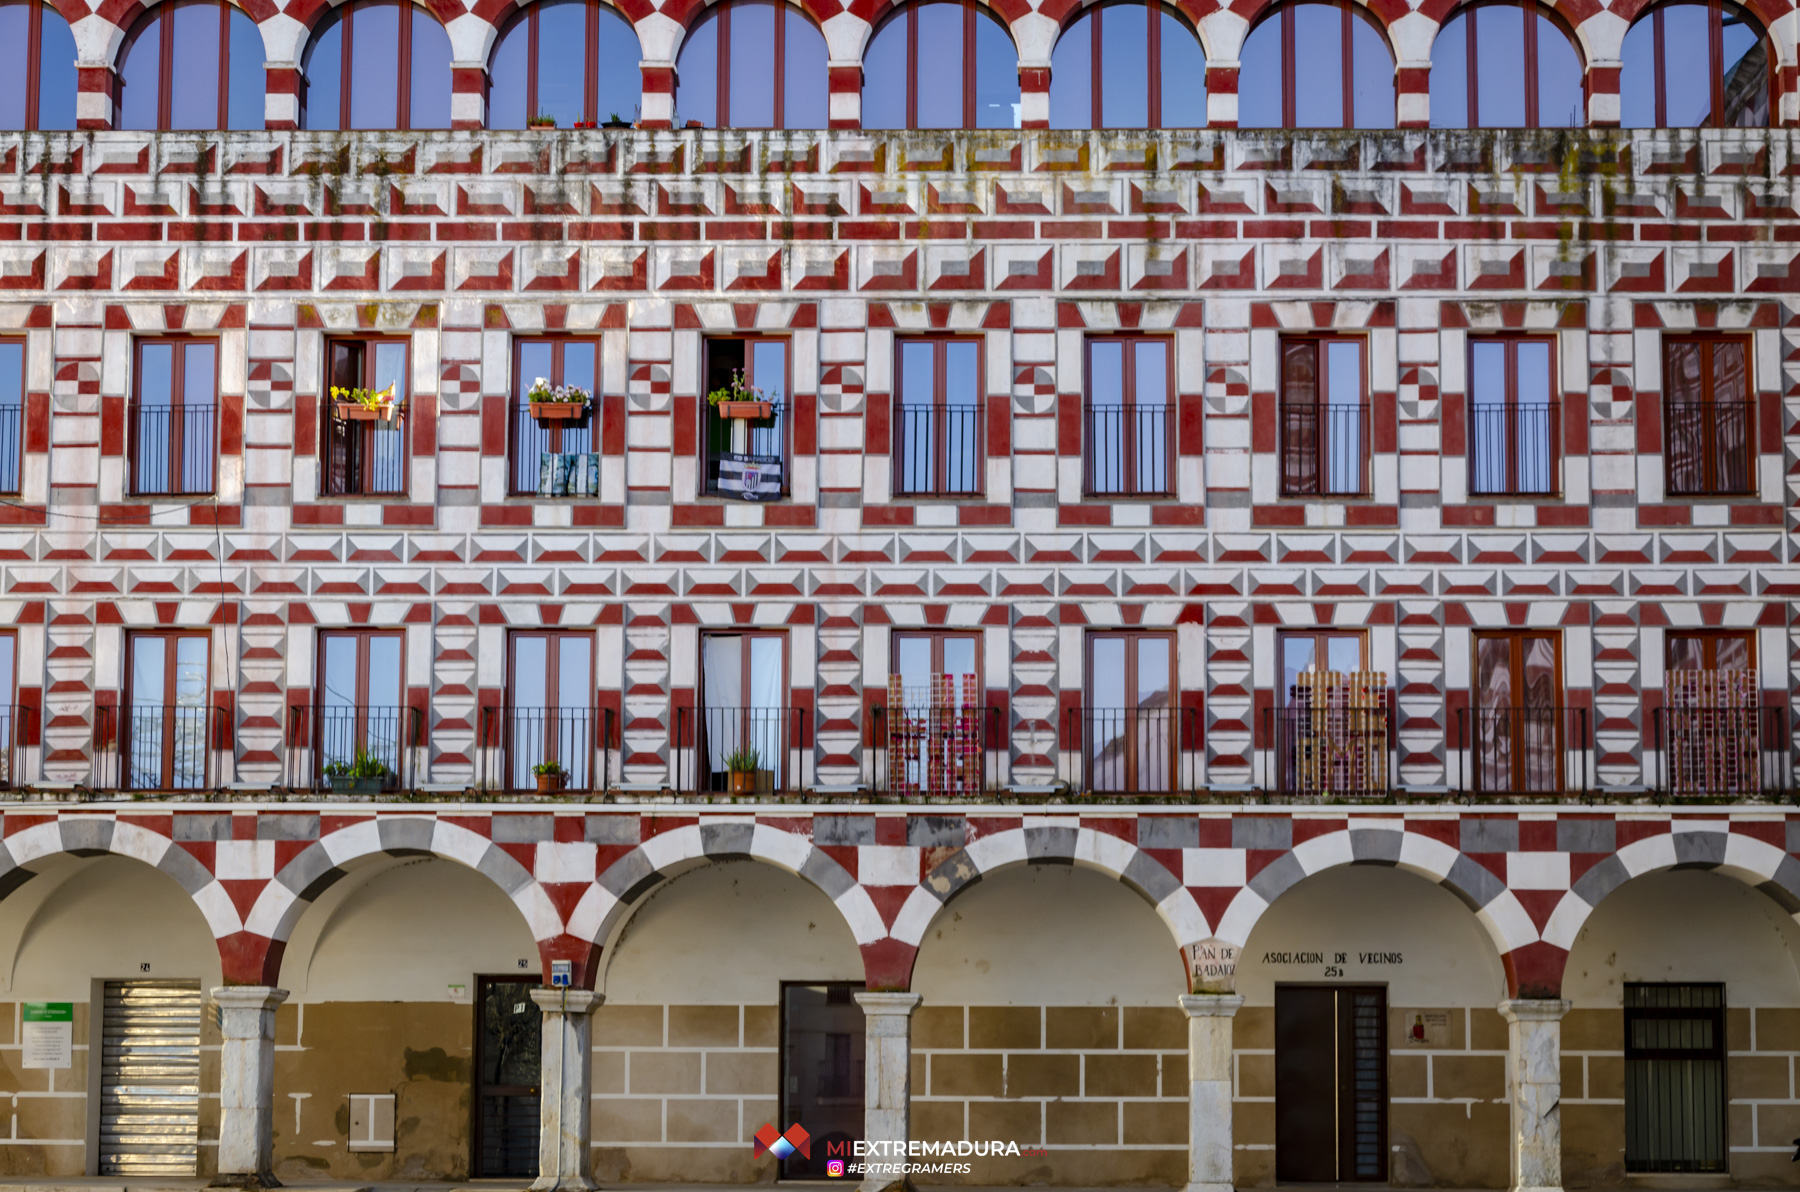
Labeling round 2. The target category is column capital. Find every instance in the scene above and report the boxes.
[854,991,922,1016]
[531,988,604,1015]
[211,987,289,1013]
[1498,998,1571,1024]
[1179,993,1244,1018]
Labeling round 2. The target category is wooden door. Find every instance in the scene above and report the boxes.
[1275,984,1388,1182]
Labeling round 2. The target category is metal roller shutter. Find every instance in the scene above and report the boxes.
[98,980,202,1176]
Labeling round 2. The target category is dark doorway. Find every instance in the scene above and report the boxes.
[1275,985,1388,1182]
[780,982,865,1179]
[473,976,541,1178]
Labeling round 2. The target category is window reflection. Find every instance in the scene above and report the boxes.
[1621,0,1768,127]
[0,1,77,131]
[301,0,452,129]
[675,0,827,127]
[864,0,1021,129]
[1049,0,1207,129]
[117,0,265,130]
[1239,0,1393,128]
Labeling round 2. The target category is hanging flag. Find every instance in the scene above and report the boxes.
[716,453,783,501]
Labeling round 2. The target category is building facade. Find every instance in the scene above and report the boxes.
[0,0,1797,1184]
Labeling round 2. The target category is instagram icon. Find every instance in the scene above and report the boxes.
[826,1161,846,1178]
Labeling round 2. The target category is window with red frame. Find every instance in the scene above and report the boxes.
[0,1,78,131]
[1664,337,1754,496]
[133,338,218,497]
[674,0,828,128]
[1048,0,1207,129]
[1083,631,1176,794]
[123,631,213,791]
[863,0,1020,129]
[1621,0,1770,128]
[1239,0,1395,128]
[702,337,789,499]
[313,629,408,789]
[1429,1,1585,128]
[0,339,21,495]
[1084,336,1173,496]
[1468,337,1558,496]
[1667,630,1753,674]
[488,0,643,128]
[322,339,409,497]
[301,0,452,130]
[1280,337,1368,496]
[511,338,598,496]
[504,630,596,791]
[116,0,265,130]
[895,338,983,497]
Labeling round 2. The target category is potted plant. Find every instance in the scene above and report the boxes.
[332,382,400,423]
[707,370,773,421]
[533,760,566,794]
[528,114,557,128]
[602,112,632,129]
[324,747,389,795]
[526,377,592,424]
[724,746,759,795]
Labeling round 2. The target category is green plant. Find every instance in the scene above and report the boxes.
[527,113,557,128]
[706,369,767,408]
[724,746,760,774]
[533,760,565,777]
[324,748,389,779]
[526,377,592,406]
[330,382,396,410]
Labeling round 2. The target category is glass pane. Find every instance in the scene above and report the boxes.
[1099,2,1148,128]
[595,5,642,123]
[899,341,936,494]
[1237,13,1282,126]
[942,637,977,681]
[783,6,828,126]
[916,2,965,128]
[1281,636,1315,701]
[1292,4,1345,127]
[36,6,76,129]
[1475,638,1512,710]
[675,8,718,126]
[1090,638,1126,709]
[894,636,932,694]
[489,16,529,129]
[561,341,596,455]
[373,342,407,399]
[1048,12,1091,128]
[1326,635,1362,673]
[349,6,401,129]
[410,8,453,128]
[1712,340,1747,405]
[514,636,549,707]
[1619,13,1654,127]
[704,636,742,710]
[137,343,174,494]
[361,636,400,708]
[304,13,343,129]
[558,636,590,706]
[321,636,358,709]
[1350,9,1393,128]
[514,342,554,491]
[1160,9,1207,126]
[0,341,20,406]
[1136,637,1169,706]
[1537,12,1582,127]
[227,8,264,129]
[1666,636,1705,672]
[132,638,167,707]
[1715,636,1750,672]
[1469,340,1506,493]
[1088,637,1128,792]
[170,637,208,788]
[170,2,224,129]
[751,340,786,403]
[129,638,167,789]
[537,1,589,124]
[1517,340,1552,493]
[728,0,776,126]
[973,9,1019,128]
[945,341,978,492]
[1134,340,1167,493]
[558,636,591,785]
[1428,11,1468,127]
[1135,637,1171,791]
[0,4,29,129]
[118,12,162,130]
[1088,340,1124,493]
[0,635,12,701]
[862,12,906,128]
[1325,340,1362,494]
[1662,3,1712,126]
[183,342,217,492]
[1473,3,1526,126]
[1721,5,1766,126]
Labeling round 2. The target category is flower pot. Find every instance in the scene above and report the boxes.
[335,401,396,423]
[535,773,565,794]
[329,775,386,795]
[529,401,588,424]
[728,770,755,795]
[603,119,631,129]
[716,400,773,421]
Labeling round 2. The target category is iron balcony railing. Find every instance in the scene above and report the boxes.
[287,704,421,793]
[1665,400,1754,496]
[894,403,982,496]
[1083,401,1173,496]
[0,403,20,494]
[1653,705,1790,798]
[1061,705,1202,797]
[93,704,231,793]
[508,401,596,496]
[871,702,1002,798]
[0,704,31,789]
[1266,703,1395,797]
[1468,400,1559,496]
[480,705,615,794]
[130,402,216,495]
[323,418,407,496]
[1281,401,1370,496]
[674,705,807,796]
[703,405,787,499]
[1455,706,1590,797]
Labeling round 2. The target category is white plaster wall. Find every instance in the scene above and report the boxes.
[290,857,540,1002]
[600,860,864,1004]
[9,856,221,998]
[1234,865,1508,1006]
[911,864,1185,1006]
[1563,869,1800,1008]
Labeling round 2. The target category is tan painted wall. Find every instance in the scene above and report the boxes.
[1562,869,1800,1189]
[1232,864,1512,1190]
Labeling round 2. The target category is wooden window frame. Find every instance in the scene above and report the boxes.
[504,629,597,788]
[700,335,791,499]
[316,0,432,129]
[0,336,22,496]
[1642,0,1773,129]
[1466,334,1560,497]
[700,631,791,710]
[1263,0,1390,128]
[117,0,240,130]
[122,629,212,791]
[321,336,410,498]
[1070,0,1196,129]
[1276,630,1369,692]
[1665,629,1755,674]
[1455,0,1582,128]
[1470,628,1565,792]
[130,336,219,497]
[877,0,988,130]
[509,0,605,124]
[891,630,984,690]
[1082,333,1175,498]
[703,0,825,129]
[1083,629,1177,792]
[1662,333,1755,497]
[316,629,407,706]
[1280,334,1371,498]
[15,2,51,130]
[893,335,985,498]
[1622,983,1728,1174]
[510,336,599,496]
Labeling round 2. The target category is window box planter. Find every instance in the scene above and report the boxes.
[335,401,398,423]
[716,400,773,420]
[729,771,756,795]
[328,775,386,795]
[535,772,565,794]
[529,401,588,424]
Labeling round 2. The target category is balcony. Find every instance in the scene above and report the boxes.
[130,402,216,496]
[1653,705,1790,798]
[322,419,406,497]
[0,705,31,790]
[1266,703,1394,797]
[674,705,808,796]
[480,706,617,794]
[1468,400,1559,496]
[1083,401,1173,497]
[872,698,1002,798]
[1666,401,1754,496]
[286,704,422,793]
[1454,706,1592,797]
[1060,705,1202,797]
[895,403,982,497]
[92,704,230,793]
[1281,401,1370,497]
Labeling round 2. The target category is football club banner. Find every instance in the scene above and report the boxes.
[717,453,783,501]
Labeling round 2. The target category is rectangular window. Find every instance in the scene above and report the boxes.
[1281,337,1368,496]
[1274,632,1386,796]
[780,983,865,1179]
[697,632,788,793]
[1667,630,1753,674]
[1665,337,1753,496]
[1468,337,1558,495]
[1662,630,1760,796]
[1085,337,1172,496]
[1082,631,1176,793]
[1470,631,1563,793]
[0,339,21,494]
[888,631,985,798]
[895,338,982,496]
[132,338,217,496]
[703,338,788,500]
[504,630,594,791]
[123,631,211,791]
[1624,984,1726,1173]
[510,338,597,497]
[312,629,407,789]
[322,339,408,497]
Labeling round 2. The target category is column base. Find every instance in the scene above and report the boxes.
[1512,1186,1564,1192]
[530,1176,599,1192]
[209,1174,281,1189]
[1183,1182,1235,1192]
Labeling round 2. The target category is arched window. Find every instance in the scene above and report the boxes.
[674,0,828,128]
[862,1,1020,129]
[302,0,453,130]
[1430,1,1583,126]
[117,0,265,130]
[1047,1,1207,128]
[489,0,643,128]
[0,1,78,130]
[1239,0,1394,128]
[1621,0,1769,128]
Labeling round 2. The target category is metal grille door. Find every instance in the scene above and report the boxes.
[1625,983,1726,1173]
[98,980,201,1176]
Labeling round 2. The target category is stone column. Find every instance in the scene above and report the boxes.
[1179,994,1243,1192]
[1499,999,1571,1192]
[211,986,288,1188]
[531,989,603,1192]
[854,992,922,1192]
